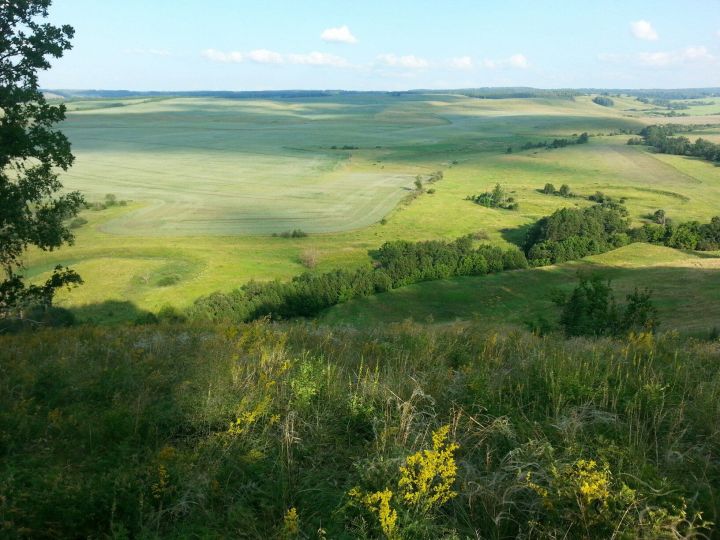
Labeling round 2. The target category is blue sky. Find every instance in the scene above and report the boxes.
[40,0,720,90]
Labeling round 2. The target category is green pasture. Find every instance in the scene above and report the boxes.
[24,93,720,320]
[322,243,720,333]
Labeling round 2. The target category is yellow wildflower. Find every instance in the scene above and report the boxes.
[398,425,459,512]
[282,507,300,538]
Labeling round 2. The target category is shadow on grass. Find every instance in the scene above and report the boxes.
[321,262,720,336]
[70,300,156,325]
[500,223,533,248]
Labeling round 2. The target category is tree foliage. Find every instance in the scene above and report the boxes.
[592,96,614,107]
[0,0,84,319]
[188,237,528,323]
[639,125,720,163]
[556,274,659,337]
[524,204,631,266]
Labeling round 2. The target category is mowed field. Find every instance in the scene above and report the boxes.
[25,93,720,322]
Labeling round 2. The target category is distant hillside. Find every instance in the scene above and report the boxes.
[42,86,720,101]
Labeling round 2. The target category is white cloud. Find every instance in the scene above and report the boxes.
[125,48,171,57]
[201,48,243,63]
[320,25,357,44]
[481,54,529,69]
[287,51,349,67]
[201,48,350,68]
[449,56,473,70]
[376,53,429,69]
[246,49,284,64]
[508,54,529,68]
[631,20,659,41]
[599,46,715,68]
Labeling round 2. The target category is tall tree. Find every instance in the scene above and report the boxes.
[1,0,84,319]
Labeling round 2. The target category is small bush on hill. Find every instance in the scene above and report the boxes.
[69,217,88,229]
[467,183,519,210]
[592,96,614,107]
[555,274,659,337]
[274,229,308,238]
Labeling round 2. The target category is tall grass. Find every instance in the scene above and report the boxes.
[1,323,718,538]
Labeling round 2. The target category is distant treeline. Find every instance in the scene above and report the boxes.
[633,125,720,163]
[579,88,720,100]
[46,87,720,102]
[46,89,394,100]
[524,201,720,266]
[188,238,527,323]
[521,132,589,150]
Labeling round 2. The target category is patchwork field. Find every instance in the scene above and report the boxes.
[25,93,720,322]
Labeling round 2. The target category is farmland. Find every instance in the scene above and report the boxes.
[25,93,720,323]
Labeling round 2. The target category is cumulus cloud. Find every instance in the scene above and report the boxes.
[201,48,350,67]
[599,46,715,68]
[201,49,242,62]
[449,56,473,70]
[482,54,529,69]
[376,53,429,69]
[320,25,357,44]
[287,52,349,67]
[631,20,659,41]
[246,49,284,64]
[508,54,529,68]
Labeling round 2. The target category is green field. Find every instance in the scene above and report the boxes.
[322,243,720,333]
[25,93,720,321]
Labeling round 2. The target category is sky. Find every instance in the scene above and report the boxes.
[39,0,720,91]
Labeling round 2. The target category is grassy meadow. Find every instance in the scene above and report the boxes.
[22,93,720,323]
[2,322,719,538]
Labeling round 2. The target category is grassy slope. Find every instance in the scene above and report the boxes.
[23,94,720,320]
[2,323,718,537]
[322,243,720,333]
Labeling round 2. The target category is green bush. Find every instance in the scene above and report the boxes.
[69,217,88,229]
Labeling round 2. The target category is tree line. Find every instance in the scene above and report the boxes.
[523,200,720,266]
[633,125,720,163]
[521,132,589,150]
[188,238,528,323]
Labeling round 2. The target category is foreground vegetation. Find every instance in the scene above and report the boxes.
[1,322,718,538]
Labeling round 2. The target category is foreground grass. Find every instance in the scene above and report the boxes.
[1,322,718,538]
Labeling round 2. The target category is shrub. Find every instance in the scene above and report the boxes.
[69,217,88,229]
[592,96,614,107]
[299,248,320,269]
[556,274,659,336]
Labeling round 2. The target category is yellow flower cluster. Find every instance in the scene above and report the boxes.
[227,395,272,437]
[282,507,299,537]
[398,425,459,511]
[573,459,610,507]
[348,425,458,537]
[349,487,398,539]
